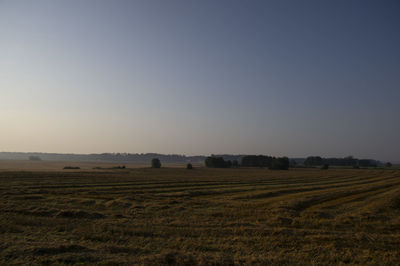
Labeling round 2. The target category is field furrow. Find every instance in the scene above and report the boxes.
[1,168,400,265]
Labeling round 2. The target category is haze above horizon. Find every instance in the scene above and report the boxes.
[1,0,399,162]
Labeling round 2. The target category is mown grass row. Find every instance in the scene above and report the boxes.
[1,168,400,265]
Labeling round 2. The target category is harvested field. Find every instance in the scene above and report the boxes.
[1,168,400,265]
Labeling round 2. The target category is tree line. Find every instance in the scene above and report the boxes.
[148,155,390,170]
[205,155,289,170]
[303,156,380,167]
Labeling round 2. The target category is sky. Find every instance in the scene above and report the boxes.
[0,0,399,161]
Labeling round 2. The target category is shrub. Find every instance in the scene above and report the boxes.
[151,158,161,168]
[321,164,329,170]
[186,163,193,170]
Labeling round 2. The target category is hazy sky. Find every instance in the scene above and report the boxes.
[1,0,399,161]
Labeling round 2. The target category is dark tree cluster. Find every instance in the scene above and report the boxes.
[63,166,80,170]
[204,157,233,168]
[241,155,273,167]
[204,155,290,170]
[303,156,379,167]
[112,165,126,169]
[232,160,239,168]
[268,157,290,170]
[303,156,324,167]
[325,156,359,167]
[240,155,289,170]
[358,159,378,167]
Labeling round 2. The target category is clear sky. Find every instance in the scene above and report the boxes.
[1,0,399,161]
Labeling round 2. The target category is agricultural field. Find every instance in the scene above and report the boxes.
[1,167,400,265]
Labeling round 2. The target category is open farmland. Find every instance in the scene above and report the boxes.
[1,168,400,265]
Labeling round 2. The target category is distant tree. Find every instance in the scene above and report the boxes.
[321,164,329,170]
[151,158,161,168]
[290,159,297,168]
[232,160,239,168]
[386,162,392,168]
[186,163,193,170]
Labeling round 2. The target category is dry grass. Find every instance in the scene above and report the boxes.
[0,160,191,171]
[1,167,400,265]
